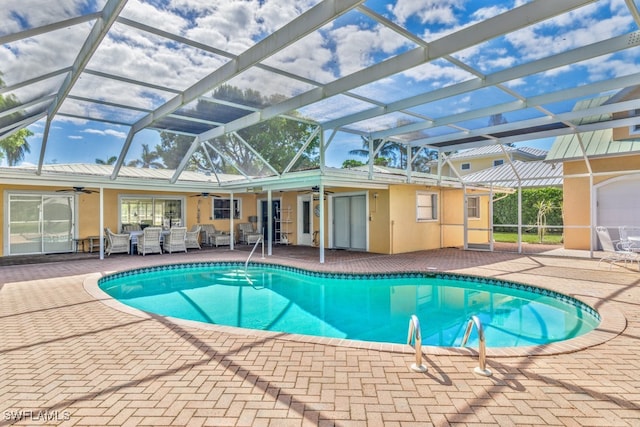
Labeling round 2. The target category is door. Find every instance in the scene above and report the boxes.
[8,193,75,255]
[333,194,367,250]
[596,175,640,242]
[260,199,281,242]
[297,195,313,246]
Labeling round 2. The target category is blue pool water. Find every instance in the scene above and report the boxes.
[98,262,600,348]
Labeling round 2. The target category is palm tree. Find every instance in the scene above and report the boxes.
[0,129,32,166]
[127,144,164,168]
[95,156,118,165]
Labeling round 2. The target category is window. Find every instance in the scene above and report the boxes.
[416,192,438,221]
[631,109,640,136]
[120,197,184,230]
[493,159,504,167]
[467,196,480,219]
[213,198,241,219]
[461,163,470,170]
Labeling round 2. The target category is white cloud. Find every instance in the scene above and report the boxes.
[69,135,83,140]
[81,128,127,139]
[329,24,412,77]
[389,0,464,26]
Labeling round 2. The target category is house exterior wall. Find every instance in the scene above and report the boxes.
[0,184,259,257]
[442,152,537,177]
[1,183,486,257]
[563,154,640,249]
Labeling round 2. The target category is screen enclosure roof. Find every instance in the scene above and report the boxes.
[1,0,640,192]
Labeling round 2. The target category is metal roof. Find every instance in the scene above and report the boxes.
[446,145,547,161]
[1,0,640,191]
[463,160,563,188]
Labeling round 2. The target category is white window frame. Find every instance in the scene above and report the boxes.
[212,198,242,220]
[467,196,480,219]
[461,163,470,171]
[119,195,185,230]
[630,109,640,136]
[493,159,504,167]
[416,191,438,222]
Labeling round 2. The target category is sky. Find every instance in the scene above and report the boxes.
[1,0,639,169]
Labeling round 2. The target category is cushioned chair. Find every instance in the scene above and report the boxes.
[164,227,187,253]
[105,228,130,256]
[238,223,261,245]
[137,226,163,256]
[198,224,231,247]
[185,225,201,250]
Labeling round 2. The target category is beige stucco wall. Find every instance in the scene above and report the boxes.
[563,154,640,249]
[0,184,259,257]
[1,183,488,257]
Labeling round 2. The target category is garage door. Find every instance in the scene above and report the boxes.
[597,175,640,236]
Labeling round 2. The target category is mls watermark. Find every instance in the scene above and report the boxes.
[3,410,71,422]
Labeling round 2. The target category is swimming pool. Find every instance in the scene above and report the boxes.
[98,262,600,348]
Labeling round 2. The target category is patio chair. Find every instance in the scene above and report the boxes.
[105,228,130,255]
[596,226,640,270]
[619,226,640,252]
[185,225,201,250]
[122,223,142,233]
[198,224,231,247]
[137,226,163,256]
[238,223,261,245]
[164,227,187,253]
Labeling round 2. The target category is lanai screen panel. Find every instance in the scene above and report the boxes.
[0,0,639,180]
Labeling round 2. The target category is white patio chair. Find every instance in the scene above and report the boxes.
[619,226,640,252]
[238,223,261,245]
[185,225,201,250]
[596,226,640,270]
[198,224,231,247]
[105,228,130,256]
[164,227,187,253]
[137,226,163,256]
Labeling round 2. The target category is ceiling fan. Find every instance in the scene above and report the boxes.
[56,186,98,194]
[190,192,221,198]
[302,185,334,195]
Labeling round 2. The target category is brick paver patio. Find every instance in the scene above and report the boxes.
[1,246,639,426]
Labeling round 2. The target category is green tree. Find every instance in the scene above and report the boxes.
[493,187,563,233]
[0,76,33,166]
[342,159,365,168]
[1,129,33,165]
[349,137,437,172]
[95,156,118,165]
[127,143,164,168]
[166,84,319,175]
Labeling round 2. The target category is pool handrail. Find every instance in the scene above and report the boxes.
[460,315,492,377]
[244,235,264,272]
[407,315,427,372]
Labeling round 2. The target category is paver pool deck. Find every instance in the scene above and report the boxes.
[1,246,639,426]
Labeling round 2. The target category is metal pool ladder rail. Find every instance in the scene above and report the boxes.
[244,236,265,272]
[460,315,492,377]
[407,315,427,372]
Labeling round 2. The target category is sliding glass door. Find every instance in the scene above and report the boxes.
[8,194,75,255]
